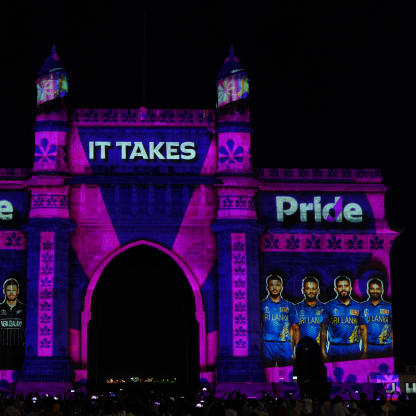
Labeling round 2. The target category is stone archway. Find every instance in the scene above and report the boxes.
[80,240,206,379]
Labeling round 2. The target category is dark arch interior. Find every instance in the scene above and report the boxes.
[88,245,199,387]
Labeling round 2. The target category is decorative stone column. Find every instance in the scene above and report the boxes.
[213,47,264,382]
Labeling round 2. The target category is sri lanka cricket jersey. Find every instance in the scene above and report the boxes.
[362,299,392,345]
[296,299,325,344]
[323,298,365,344]
[262,297,297,342]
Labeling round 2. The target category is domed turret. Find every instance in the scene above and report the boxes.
[33,45,69,173]
[216,46,252,174]
[216,45,249,110]
[36,45,69,110]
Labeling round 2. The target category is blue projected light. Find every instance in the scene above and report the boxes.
[78,127,212,174]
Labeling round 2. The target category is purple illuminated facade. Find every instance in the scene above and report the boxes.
[0,46,397,393]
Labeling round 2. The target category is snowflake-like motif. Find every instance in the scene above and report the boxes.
[234,326,247,337]
[234,338,247,349]
[42,241,54,251]
[233,278,245,288]
[83,110,99,122]
[312,169,323,178]
[370,236,384,250]
[347,235,363,250]
[264,234,279,249]
[286,235,300,249]
[233,253,246,265]
[218,139,244,164]
[160,110,174,123]
[40,326,52,336]
[221,196,233,208]
[234,314,246,325]
[306,235,321,250]
[5,232,22,247]
[45,195,59,207]
[234,197,247,208]
[342,169,352,177]
[40,277,52,287]
[328,169,338,177]
[40,301,52,311]
[41,264,54,275]
[234,302,246,312]
[234,290,246,300]
[32,196,46,208]
[121,109,137,122]
[103,109,118,122]
[357,169,367,177]
[233,266,246,276]
[233,242,245,251]
[34,138,57,163]
[41,252,54,264]
[40,338,51,348]
[40,313,52,323]
[327,235,342,250]
[40,289,52,299]
[179,110,193,123]
[147,110,157,122]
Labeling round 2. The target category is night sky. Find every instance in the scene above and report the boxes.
[1,2,415,371]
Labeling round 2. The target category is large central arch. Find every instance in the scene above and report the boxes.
[80,240,207,378]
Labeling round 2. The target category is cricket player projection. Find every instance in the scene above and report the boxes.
[295,276,325,345]
[321,275,367,361]
[362,277,393,357]
[0,277,25,368]
[261,273,299,366]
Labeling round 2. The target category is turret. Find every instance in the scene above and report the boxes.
[216,46,252,174]
[33,45,69,174]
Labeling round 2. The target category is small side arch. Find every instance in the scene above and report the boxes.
[80,240,206,374]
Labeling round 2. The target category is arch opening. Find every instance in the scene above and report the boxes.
[83,241,204,388]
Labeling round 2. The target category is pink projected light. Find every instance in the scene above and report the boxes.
[0,231,26,250]
[265,357,395,384]
[231,233,248,357]
[37,232,55,357]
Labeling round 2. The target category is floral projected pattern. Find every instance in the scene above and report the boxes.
[37,232,55,357]
[31,194,68,209]
[261,233,393,252]
[72,108,214,127]
[0,231,26,249]
[231,233,248,357]
[34,138,57,164]
[218,139,244,165]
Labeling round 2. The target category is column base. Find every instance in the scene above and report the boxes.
[217,356,266,382]
[21,357,71,382]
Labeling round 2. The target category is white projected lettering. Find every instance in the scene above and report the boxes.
[275,196,363,223]
[0,200,13,220]
[88,141,197,161]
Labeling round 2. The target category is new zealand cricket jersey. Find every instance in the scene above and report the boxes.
[296,300,325,343]
[0,301,25,347]
[262,297,297,342]
[323,298,365,344]
[362,299,392,345]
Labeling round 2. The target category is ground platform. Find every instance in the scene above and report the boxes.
[214,381,386,399]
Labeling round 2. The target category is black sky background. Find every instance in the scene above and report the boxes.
[1,2,415,370]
